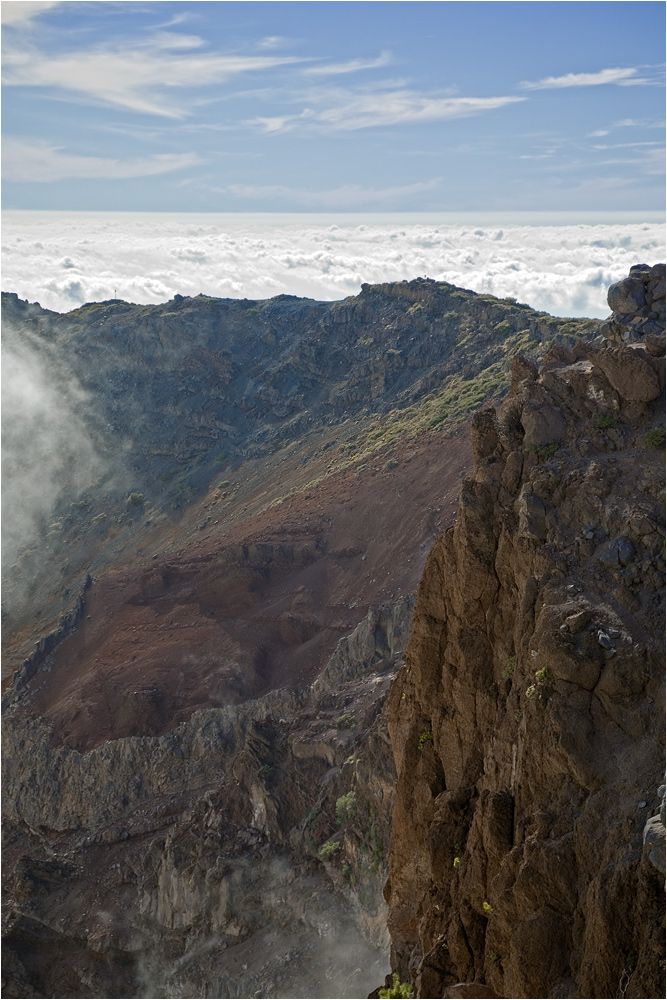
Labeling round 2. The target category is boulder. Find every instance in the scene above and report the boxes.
[589,344,661,402]
[520,402,566,449]
[470,408,500,462]
[510,354,538,395]
[607,277,647,315]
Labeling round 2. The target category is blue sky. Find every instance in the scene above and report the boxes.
[2,0,665,212]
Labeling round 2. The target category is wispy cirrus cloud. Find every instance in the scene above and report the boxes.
[0,1,61,26]
[304,51,393,76]
[252,88,524,133]
[520,66,652,89]
[588,116,665,138]
[2,137,202,182]
[2,31,305,118]
[257,36,293,50]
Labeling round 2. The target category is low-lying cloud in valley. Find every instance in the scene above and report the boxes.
[2,214,664,319]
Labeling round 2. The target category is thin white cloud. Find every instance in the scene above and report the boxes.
[592,141,662,150]
[613,117,666,128]
[1,1,60,25]
[221,177,443,208]
[257,36,292,50]
[521,67,644,90]
[2,137,202,182]
[588,117,665,138]
[251,89,524,132]
[304,51,393,76]
[2,32,305,118]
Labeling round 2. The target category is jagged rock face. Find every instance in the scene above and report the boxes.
[2,600,412,999]
[385,333,665,998]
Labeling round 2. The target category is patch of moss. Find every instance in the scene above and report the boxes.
[644,427,666,448]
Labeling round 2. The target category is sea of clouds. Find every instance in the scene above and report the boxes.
[2,212,664,319]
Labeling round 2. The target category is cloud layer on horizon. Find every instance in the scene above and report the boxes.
[2,216,664,320]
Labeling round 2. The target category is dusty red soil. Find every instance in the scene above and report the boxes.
[20,426,473,752]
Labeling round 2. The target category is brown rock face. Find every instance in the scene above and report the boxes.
[384,343,665,998]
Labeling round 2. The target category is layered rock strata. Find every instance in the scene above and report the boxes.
[384,327,665,997]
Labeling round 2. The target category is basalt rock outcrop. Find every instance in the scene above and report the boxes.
[384,311,665,996]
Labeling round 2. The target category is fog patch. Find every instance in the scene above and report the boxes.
[2,323,102,597]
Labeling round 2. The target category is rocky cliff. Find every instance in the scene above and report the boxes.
[384,269,665,999]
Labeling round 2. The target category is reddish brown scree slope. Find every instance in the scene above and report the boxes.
[20,426,472,751]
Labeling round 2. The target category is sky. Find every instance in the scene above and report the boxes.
[1,0,665,212]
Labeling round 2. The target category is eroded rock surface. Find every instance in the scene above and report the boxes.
[384,337,665,998]
[2,600,412,998]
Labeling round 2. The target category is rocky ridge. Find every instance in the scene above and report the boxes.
[383,274,665,998]
[2,278,596,662]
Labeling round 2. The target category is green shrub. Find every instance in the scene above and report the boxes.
[530,442,559,460]
[318,839,342,861]
[494,320,512,338]
[92,513,107,524]
[644,428,666,448]
[535,666,554,688]
[418,730,434,751]
[126,492,145,507]
[335,714,356,730]
[379,973,413,998]
[483,901,493,915]
[336,792,357,827]
[504,655,516,679]
[385,458,399,470]
[597,415,616,429]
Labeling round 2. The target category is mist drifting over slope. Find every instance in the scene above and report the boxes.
[3,212,664,318]
[1,324,102,575]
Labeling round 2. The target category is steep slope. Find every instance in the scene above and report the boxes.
[3,278,596,673]
[384,292,665,997]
